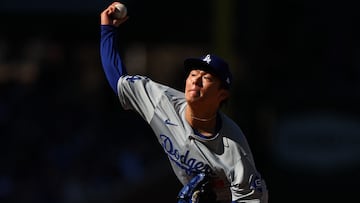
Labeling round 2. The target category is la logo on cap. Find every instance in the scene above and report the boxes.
[202,54,211,64]
[226,77,230,84]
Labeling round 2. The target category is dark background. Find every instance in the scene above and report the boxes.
[1,0,360,202]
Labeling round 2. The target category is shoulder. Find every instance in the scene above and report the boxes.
[118,74,185,102]
[118,75,165,91]
[220,113,244,135]
[118,74,149,83]
[219,113,250,146]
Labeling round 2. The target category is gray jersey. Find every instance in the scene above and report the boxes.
[117,75,268,203]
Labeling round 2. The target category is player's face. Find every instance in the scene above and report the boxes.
[185,69,228,107]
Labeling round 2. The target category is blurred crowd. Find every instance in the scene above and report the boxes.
[0,34,183,203]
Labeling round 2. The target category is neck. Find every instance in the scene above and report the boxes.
[185,106,218,135]
[191,113,217,122]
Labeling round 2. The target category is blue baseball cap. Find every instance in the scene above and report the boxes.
[184,54,232,89]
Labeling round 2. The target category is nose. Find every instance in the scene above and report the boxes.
[192,76,202,87]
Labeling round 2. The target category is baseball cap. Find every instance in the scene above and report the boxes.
[184,54,232,89]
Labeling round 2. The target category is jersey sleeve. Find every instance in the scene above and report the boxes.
[221,118,269,203]
[117,75,171,123]
[230,157,268,203]
[100,25,127,94]
[227,138,268,203]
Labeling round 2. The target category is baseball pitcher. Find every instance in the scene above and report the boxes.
[100,2,268,203]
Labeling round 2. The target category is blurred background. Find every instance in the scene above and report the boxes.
[1,0,360,202]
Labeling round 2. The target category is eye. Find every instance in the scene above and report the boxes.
[203,74,213,81]
[189,70,201,77]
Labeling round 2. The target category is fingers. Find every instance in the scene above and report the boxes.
[100,2,129,26]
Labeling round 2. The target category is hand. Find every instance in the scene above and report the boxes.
[100,1,129,27]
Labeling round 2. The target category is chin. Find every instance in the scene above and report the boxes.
[185,95,196,103]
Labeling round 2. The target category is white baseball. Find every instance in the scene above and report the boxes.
[112,3,127,19]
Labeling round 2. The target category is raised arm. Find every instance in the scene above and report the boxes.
[100,2,129,94]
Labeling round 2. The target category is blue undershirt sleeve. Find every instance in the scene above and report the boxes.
[100,25,128,95]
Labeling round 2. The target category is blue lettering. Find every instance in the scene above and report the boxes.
[126,75,143,83]
[159,134,213,175]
